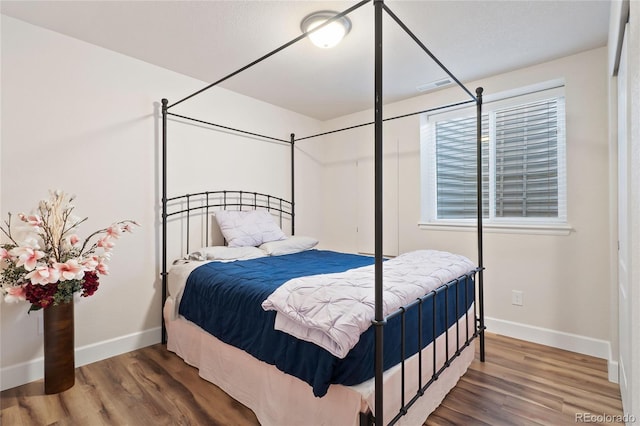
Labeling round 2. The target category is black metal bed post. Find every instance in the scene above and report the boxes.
[373,0,385,425]
[475,87,486,362]
[290,133,295,236]
[161,98,169,345]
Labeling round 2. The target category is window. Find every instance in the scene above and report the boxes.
[421,84,567,229]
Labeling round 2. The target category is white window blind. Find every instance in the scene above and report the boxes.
[494,99,561,218]
[435,115,489,219]
[422,84,566,226]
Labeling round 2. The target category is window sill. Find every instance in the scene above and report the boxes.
[418,221,573,236]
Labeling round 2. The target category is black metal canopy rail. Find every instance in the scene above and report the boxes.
[160,1,485,425]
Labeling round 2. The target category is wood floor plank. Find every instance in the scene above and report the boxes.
[1,333,622,425]
[424,404,493,426]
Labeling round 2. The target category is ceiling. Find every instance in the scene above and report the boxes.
[1,1,610,121]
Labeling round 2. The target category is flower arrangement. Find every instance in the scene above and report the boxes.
[0,191,137,312]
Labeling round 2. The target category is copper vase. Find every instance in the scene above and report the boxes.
[43,301,75,394]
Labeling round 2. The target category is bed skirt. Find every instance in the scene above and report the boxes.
[164,299,475,426]
[164,298,475,426]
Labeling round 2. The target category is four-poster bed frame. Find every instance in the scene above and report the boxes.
[160,1,485,424]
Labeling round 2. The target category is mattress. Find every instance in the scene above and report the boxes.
[170,250,476,397]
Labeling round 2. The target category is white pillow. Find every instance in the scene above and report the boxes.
[188,246,266,261]
[209,214,225,246]
[215,210,286,248]
[259,235,319,256]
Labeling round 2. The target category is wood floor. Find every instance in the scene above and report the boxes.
[1,333,623,426]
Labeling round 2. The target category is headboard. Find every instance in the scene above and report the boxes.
[165,190,293,257]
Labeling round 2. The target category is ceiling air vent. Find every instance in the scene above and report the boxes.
[416,78,453,93]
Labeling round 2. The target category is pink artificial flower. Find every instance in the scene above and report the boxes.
[18,214,42,228]
[106,224,122,239]
[122,222,138,233]
[0,248,10,260]
[68,234,80,246]
[97,237,115,251]
[80,256,99,272]
[95,260,109,275]
[11,247,45,271]
[4,286,27,303]
[25,266,60,285]
[54,259,85,281]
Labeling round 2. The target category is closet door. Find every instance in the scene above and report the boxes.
[617,23,631,413]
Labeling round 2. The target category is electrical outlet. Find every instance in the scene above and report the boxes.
[512,290,523,306]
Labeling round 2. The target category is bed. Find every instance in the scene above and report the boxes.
[160,1,486,425]
[161,192,484,425]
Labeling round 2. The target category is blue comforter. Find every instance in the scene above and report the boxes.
[178,249,474,397]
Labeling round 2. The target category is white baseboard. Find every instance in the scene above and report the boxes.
[485,317,618,384]
[2,320,619,391]
[1,327,162,391]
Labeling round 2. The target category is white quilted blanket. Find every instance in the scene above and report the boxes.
[261,249,475,358]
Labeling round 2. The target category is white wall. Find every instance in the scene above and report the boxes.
[0,16,323,390]
[320,48,613,362]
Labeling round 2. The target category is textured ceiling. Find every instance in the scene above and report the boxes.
[1,0,610,120]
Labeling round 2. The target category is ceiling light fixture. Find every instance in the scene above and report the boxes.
[300,11,352,49]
